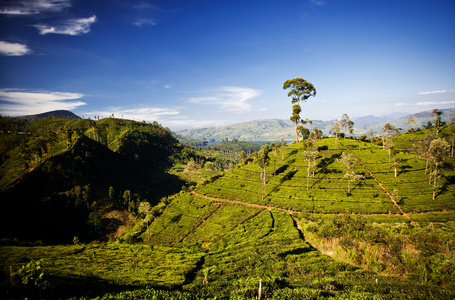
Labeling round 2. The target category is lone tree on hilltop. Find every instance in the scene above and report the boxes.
[283,78,316,143]
[429,138,450,200]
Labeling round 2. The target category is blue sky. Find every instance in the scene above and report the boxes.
[1,0,454,130]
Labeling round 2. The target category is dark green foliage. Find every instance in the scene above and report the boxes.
[0,117,185,243]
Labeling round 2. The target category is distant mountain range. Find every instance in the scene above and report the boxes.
[176,108,455,141]
[17,110,81,121]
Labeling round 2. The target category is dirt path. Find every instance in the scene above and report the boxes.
[191,191,300,214]
[190,191,426,217]
[344,147,413,222]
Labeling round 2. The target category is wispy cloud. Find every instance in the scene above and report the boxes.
[34,15,96,35]
[419,90,448,95]
[396,99,455,107]
[84,107,180,122]
[417,100,455,106]
[309,0,326,6]
[0,0,71,15]
[0,41,31,56]
[133,18,157,27]
[188,86,262,113]
[0,89,86,116]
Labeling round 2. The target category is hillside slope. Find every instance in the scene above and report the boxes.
[0,116,185,243]
[116,127,455,297]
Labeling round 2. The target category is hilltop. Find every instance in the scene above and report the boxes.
[176,108,455,141]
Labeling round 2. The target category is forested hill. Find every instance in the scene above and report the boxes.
[176,108,455,141]
[0,115,185,243]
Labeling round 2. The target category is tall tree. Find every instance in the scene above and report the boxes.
[432,109,442,136]
[283,78,316,143]
[123,190,131,212]
[290,104,302,142]
[383,135,394,169]
[240,150,247,165]
[339,152,364,194]
[303,142,318,190]
[429,138,450,199]
[369,128,375,145]
[332,119,340,149]
[406,116,419,144]
[257,145,270,201]
[138,202,152,242]
[340,114,354,138]
[416,134,435,174]
[280,138,286,161]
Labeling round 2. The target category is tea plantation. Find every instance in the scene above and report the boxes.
[1,128,454,299]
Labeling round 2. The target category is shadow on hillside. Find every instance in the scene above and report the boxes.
[278,247,315,258]
[438,175,455,197]
[275,164,289,175]
[1,273,164,300]
[317,152,342,170]
[398,164,413,176]
[280,170,298,184]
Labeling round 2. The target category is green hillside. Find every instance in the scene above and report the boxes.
[0,115,188,244]
[2,123,454,299]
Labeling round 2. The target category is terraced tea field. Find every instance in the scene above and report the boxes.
[2,132,454,299]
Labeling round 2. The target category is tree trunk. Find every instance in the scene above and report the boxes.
[258,279,263,299]
[146,218,150,242]
[433,164,438,200]
[295,122,299,143]
[452,138,454,157]
[335,133,338,149]
[307,162,310,190]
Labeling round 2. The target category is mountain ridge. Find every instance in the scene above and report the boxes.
[176,108,455,141]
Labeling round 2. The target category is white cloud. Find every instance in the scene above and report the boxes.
[417,100,455,106]
[188,86,262,113]
[419,90,448,95]
[134,18,157,27]
[35,15,97,35]
[395,102,406,106]
[84,107,180,122]
[0,41,30,56]
[0,0,71,15]
[0,89,86,116]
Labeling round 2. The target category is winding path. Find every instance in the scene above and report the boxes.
[344,147,413,221]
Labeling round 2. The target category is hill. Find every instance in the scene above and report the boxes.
[176,108,455,141]
[2,125,453,299]
[0,115,186,243]
[18,110,81,121]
